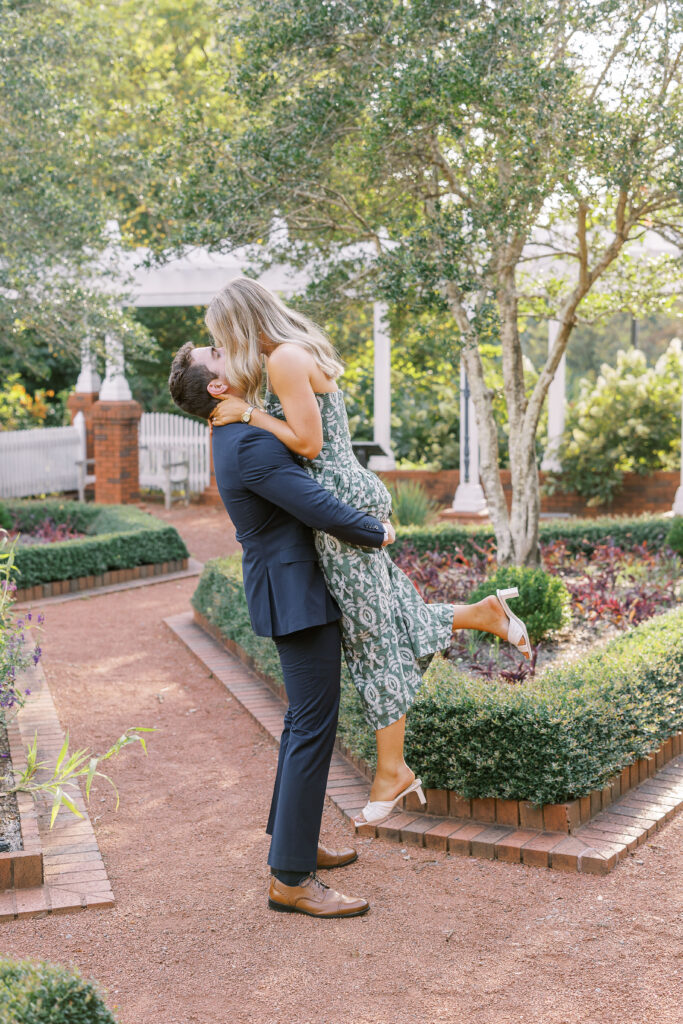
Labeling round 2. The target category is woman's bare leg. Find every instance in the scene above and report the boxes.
[366,597,520,806]
[369,715,414,802]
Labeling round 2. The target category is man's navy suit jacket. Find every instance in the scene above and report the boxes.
[212,422,385,637]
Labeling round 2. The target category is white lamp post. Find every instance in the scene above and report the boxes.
[450,359,488,515]
[368,301,396,471]
[674,367,683,515]
[541,319,566,473]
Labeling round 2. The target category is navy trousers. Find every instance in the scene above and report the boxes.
[266,621,341,874]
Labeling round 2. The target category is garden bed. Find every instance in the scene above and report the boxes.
[3,499,189,599]
[192,546,683,807]
[0,715,43,891]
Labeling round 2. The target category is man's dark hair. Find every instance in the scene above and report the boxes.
[168,342,220,420]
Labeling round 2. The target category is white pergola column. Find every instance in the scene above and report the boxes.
[541,319,566,473]
[99,332,132,401]
[368,301,396,471]
[451,360,488,515]
[74,339,101,394]
[674,379,683,515]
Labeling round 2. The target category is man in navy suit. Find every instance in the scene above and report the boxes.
[169,342,393,918]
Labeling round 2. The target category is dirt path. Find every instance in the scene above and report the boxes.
[1,507,681,1024]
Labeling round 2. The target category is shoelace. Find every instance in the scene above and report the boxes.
[306,872,330,894]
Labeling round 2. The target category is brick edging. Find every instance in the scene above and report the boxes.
[0,717,43,890]
[0,657,114,920]
[193,610,373,781]
[14,558,189,603]
[191,609,683,829]
[175,612,683,876]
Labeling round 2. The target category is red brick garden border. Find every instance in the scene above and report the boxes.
[0,658,114,920]
[167,611,683,876]
[14,558,189,604]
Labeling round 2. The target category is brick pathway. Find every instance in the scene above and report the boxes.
[166,612,683,876]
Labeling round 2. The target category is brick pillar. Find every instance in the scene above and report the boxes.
[200,441,222,506]
[67,392,99,460]
[92,400,142,504]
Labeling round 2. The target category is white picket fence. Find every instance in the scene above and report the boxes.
[0,411,210,506]
[138,412,210,504]
[0,413,88,500]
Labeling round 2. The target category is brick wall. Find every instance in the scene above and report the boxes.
[379,468,680,517]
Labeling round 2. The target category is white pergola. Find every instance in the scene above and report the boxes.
[82,225,396,470]
[77,222,683,512]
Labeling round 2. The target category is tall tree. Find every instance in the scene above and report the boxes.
[0,0,223,378]
[162,0,683,564]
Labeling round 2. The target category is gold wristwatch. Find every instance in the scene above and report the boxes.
[241,405,255,424]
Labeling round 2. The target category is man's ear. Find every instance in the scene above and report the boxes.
[207,378,229,398]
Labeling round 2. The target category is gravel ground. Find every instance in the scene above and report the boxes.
[1,505,682,1024]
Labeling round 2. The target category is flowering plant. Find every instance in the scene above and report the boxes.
[0,530,42,723]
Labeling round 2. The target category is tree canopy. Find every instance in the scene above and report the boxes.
[157,0,683,562]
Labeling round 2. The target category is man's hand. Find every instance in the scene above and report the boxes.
[210,395,249,426]
[381,521,395,547]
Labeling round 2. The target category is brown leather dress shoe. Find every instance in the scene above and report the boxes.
[317,842,358,869]
[268,874,369,918]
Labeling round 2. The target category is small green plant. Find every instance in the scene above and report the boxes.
[467,566,571,645]
[2,727,155,827]
[0,958,118,1023]
[387,479,438,527]
[666,516,683,557]
[0,504,12,532]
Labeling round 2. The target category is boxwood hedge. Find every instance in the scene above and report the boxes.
[392,513,671,559]
[193,555,683,804]
[0,958,118,1023]
[6,499,189,588]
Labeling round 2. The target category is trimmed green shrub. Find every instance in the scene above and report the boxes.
[467,566,571,644]
[392,513,671,560]
[0,503,12,531]
[0,958,118,1023]
[666,516,683,557]
[6,500,188,588]
[386,480,437,527]
[193,556,683,804]
[548,341,683,506]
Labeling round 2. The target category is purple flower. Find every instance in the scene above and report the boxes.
[37,613,45,625]
[24,688,31,696]
[32,646,41,665]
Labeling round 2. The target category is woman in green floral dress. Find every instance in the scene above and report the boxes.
[207,278,530,826]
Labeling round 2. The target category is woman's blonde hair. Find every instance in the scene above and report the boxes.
[204,277,344,407]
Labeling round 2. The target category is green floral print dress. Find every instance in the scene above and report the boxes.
[264,389,455,731]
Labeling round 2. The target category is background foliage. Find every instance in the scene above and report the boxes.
[548,339,683,505]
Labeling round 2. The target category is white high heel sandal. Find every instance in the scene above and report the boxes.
[496,587,531,659]
[353,777,426,828]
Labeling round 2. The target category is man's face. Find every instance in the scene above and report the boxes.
[192,345,227,383]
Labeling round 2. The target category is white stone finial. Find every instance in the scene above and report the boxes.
[75,339,101,394]
[99,333,132,401]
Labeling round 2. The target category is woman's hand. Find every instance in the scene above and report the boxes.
[210,395,249,426]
